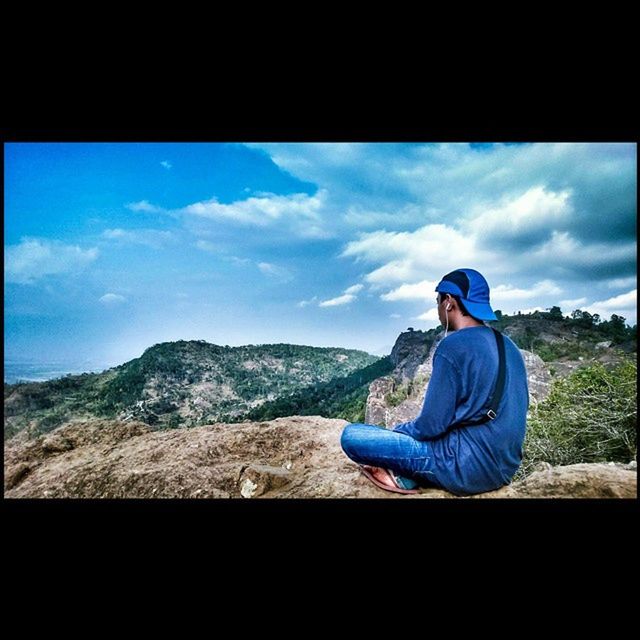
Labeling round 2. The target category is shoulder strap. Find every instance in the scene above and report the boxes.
[452,327,506,428]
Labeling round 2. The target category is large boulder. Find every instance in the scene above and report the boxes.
[477,462,637,499]
[520,349,553,405]
[4,417,635,499]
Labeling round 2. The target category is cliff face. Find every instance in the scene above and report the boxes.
[366,329,552,428]
[389,329,437,382]
[4,417,636,499]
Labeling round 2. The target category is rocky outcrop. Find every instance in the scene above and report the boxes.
[389,329,438,382]
[520,349,553,406]
[4,417,635,499]
[365,332,441,427]
[477,462,637,499]
[364,377,396,426]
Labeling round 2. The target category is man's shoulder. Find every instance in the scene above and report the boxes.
[437,326,507,359]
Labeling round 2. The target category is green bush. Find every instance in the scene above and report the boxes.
[515,358,637,480]
[386,385,409,408]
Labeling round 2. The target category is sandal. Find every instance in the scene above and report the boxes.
[359,465,419,495]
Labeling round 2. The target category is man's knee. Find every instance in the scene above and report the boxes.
[340,422,363,457]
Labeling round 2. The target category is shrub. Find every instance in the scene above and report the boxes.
[386,385,409,407]
[515,358,637,480]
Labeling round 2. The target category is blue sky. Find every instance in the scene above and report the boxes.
[4,142,637,370]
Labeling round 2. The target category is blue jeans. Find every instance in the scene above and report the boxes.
[340,423,440,489]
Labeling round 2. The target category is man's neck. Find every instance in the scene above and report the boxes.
[451,316,484,331]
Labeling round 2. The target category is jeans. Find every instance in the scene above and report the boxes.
[340,423,440,489]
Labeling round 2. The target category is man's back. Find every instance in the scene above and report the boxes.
[393,325,529,495]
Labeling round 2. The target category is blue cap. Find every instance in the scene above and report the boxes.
[435,268,497,321]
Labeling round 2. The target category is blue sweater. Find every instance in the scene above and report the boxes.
[393,325,529,495]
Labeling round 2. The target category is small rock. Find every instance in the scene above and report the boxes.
[239,464,291,498]
[240,478,258,498]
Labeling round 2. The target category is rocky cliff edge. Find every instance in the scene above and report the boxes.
[4,417,636,499]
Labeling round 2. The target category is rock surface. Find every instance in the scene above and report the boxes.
[481,462,637,499]
[389,329,437,382]
[4,417,636,499]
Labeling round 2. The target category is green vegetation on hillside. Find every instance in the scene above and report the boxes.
[236,356,394,424]
[515,358,637,480]
[4,341,381,438]
[488,307,636,361]
[3,370,117,440]
[385,374,429,408]
[95,340,379,416]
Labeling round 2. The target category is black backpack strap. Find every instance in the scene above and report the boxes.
[453,328,506,428]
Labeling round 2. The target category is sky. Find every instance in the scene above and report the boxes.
[3,142,637,370]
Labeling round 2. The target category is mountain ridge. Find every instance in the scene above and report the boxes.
[4,309,636,443]
[4,340,380,440]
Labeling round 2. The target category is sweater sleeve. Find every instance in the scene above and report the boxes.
[392,352,461,441]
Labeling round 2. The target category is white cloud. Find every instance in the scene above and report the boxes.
[99,293,126,305]
[297,296,319,308]
[179,190,332,239]
[307,284,364,308]
[126,200,164,214]
[491,280,563,302]
[364,261,418,286]
[466,186,572,246]
[606,276,637,289]
[250,142,635,284]
[195,240,219,253]
[516,306,546,315]
[528,231,636,274]
[585,289,636,319]
[102,228,175,248]
[225,256,252,266]
[319,294,355,307]
[344,203,426,228]
[414,307,440,322]
[5,237,99,285]
[160,161,172,170]
[257,262,294,282]
[344,284,364,294]
[560,297,588,309]
[381,279,439,301]
[342,224,490,287]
